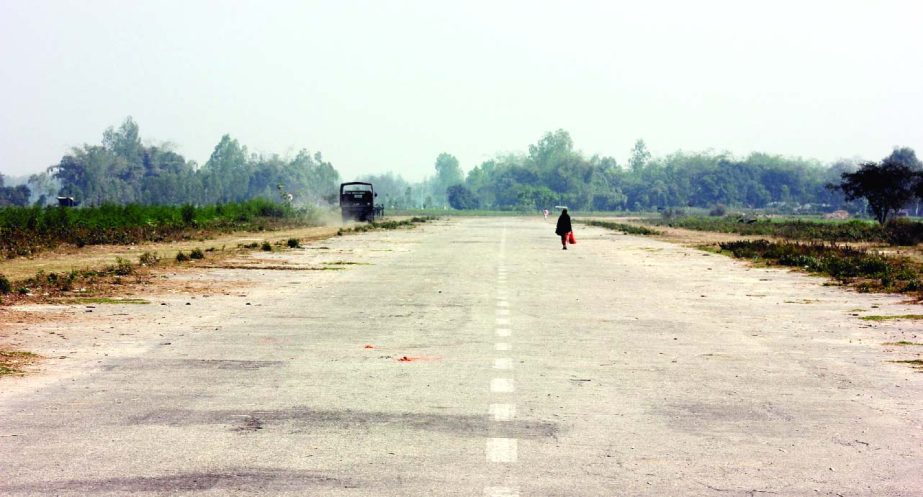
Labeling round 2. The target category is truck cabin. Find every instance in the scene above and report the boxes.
[339,182,377,222]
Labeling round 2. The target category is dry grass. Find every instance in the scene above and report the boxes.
[0,349,40,376]
[0,226,340,281]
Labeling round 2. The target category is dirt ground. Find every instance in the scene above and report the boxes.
[0,225,342,282]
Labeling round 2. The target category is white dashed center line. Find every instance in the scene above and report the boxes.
[494,358,513,370]
[486,438,518,462]
[489,403,516,421]
[491,378,515,393]
[486,226,519,495]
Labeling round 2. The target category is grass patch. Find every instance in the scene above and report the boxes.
[64,297,150,305]
[718,239,923,296]
[338,216,437,235]
[648,215,923,246]
[890,359,923,370]
[0,349,40,376]
[0,199,323,259]
[883,341,923,346]
[580,219,661,236]
[860,315,923,321]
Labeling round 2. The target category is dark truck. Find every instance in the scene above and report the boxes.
[339,182,378,222]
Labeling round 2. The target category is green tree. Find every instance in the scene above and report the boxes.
[447,184,479,209]
[836,159,917,224]
[433,153,463,204]
[628,139,651,173]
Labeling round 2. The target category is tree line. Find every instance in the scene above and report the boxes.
[435,130,917,215]
[11,117,340,207]
[2,119,919,217]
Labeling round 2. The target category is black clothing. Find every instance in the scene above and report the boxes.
[555,212,572,236]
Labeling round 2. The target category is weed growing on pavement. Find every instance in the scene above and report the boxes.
[890,359,923,371]
[64,297,150,305]
[861,315,923,321]
[0,350,40,376]
[338,216,437,235]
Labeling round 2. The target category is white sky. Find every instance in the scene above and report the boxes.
[1,0,921,181]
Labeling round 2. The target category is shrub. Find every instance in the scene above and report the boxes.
[0,274,10,294]
[112,257,134,276]
[180,204,196,226]
[261,241,272,251]
[138,251,160,266]
[287,238,301,248]
[189,248,205,259]
[175,251,190,262]
[660,208,685,220]
[709,204,727,217]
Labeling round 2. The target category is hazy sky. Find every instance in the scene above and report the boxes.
[2,0,921,181]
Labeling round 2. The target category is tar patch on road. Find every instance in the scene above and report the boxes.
[0,469,347,494]
[131,407,560,439]
[102,358,285,371]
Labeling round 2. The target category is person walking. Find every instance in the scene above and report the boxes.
[555,208,572,250]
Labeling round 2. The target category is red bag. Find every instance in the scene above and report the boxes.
[568,232,576,244]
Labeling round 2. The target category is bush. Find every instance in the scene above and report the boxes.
[287,238,301,248]
[138,251,159,266]
[176,251,190,262]
[709,204,727,217]
[660,208,685,220]
[180,204,196,226]
[261,241,272,251]
[189,248,205,259]
[0,274,10,294]
[112,257,134,276]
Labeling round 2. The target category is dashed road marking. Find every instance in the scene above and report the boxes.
[496,308,511,316]
[496,318,510,326]
[486,438,518,462]
[489,403,516,421]
[497,301,509,307]
[491,378,515,393]
[494,358,513,370]
[496,328,511,337]
[495,343,511,351]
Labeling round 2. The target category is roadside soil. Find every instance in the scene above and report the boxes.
[0,225,342,282]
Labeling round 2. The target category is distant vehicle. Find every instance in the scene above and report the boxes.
[340,182,378,222]
[57,196,79,207]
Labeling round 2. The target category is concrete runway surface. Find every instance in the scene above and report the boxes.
[2,217,922,496]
